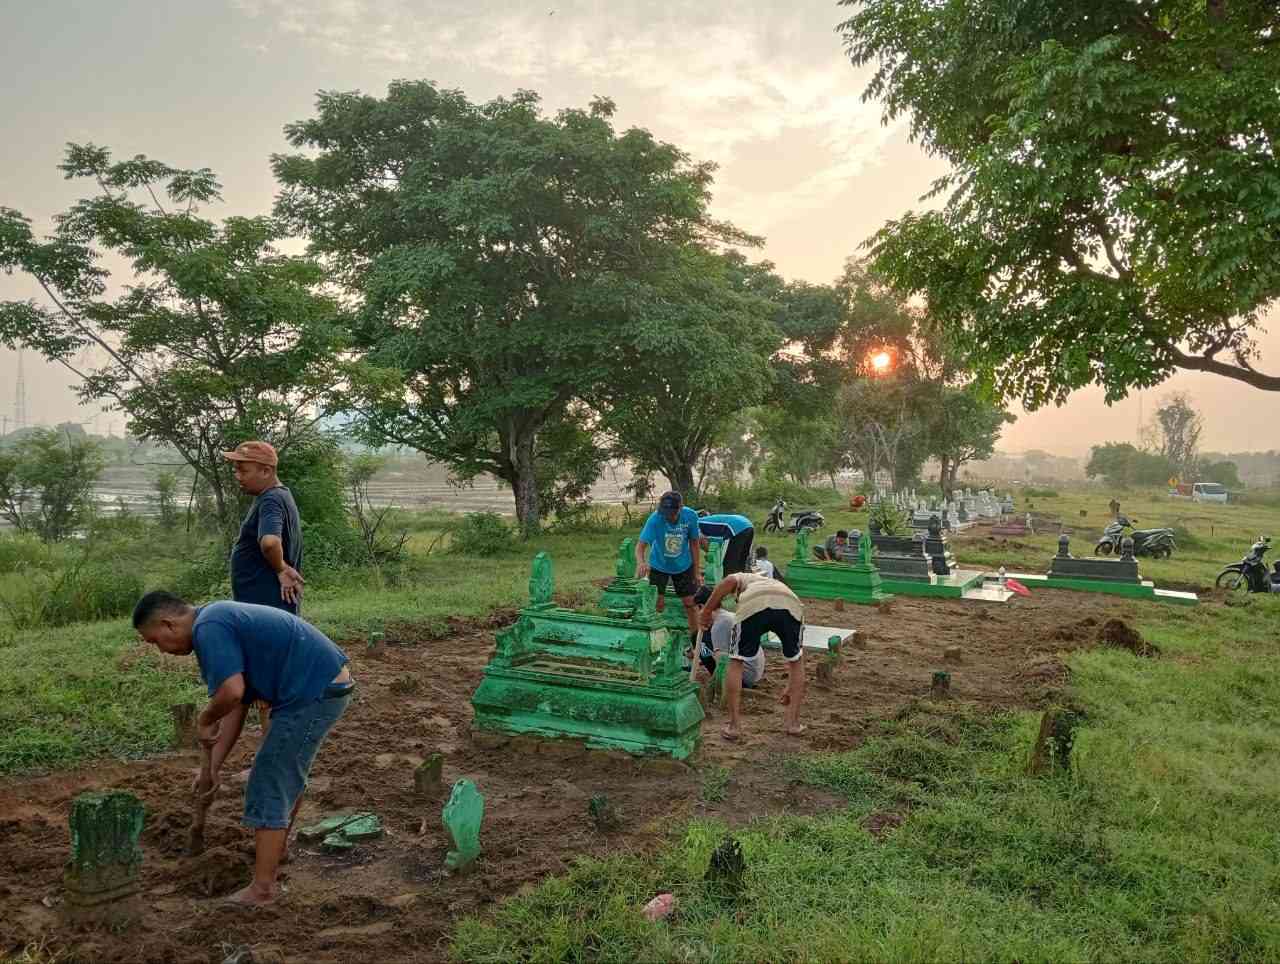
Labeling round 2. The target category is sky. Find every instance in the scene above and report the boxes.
[1,0,1276,456]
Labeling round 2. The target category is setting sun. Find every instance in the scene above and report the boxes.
[870,351,892,373]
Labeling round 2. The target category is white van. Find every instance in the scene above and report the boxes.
[1191,482,1229,504]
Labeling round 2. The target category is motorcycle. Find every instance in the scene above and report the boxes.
[1215,536,1274,593]
[763,498,824,534]
[1094,515,1176,558]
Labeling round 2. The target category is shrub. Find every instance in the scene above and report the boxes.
[449,512,518,556]
[0,533,60,574]
[1025,486,1059,498]
[170,544,232,602]
[548,503,623,535]
[1,561,144,630]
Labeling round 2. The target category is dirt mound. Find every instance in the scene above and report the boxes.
[1098,618,1159,657]
[179,846,250,898]
[1049,617,1098,642]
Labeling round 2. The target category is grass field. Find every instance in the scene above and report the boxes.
[3,485,1280,961]
[452,587,1280,963]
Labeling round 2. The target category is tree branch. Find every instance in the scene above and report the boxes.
[1168,345,1280,390]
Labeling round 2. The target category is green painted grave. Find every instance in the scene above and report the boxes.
[443,780,484,871]
[785,530,894,605]
[474,552,704,759]
[64,790,145,922]
[999,535,1198,606]
[599,537,722,633]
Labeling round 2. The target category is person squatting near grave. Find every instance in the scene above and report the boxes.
[753,545,776,579]
[814,529,856,563]
[635,491,703,645]
[698,571,808,742]
[693,586,766,688]
[132,592,353,906]
[695,512,755,575]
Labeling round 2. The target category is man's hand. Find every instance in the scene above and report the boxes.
[636,561,650,580]
[196,716,221,748]
[191,767,217,798]
[277,565,305,605]
[699,607,715,631]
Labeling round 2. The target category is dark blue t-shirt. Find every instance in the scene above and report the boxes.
[231,486,302,614]
[192,601,348,714]
[698,514,753,539]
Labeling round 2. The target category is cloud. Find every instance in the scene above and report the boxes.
[227,0,899,236]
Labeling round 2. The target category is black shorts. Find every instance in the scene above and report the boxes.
[721,529,755,575]
[649,564,698,599]
[734,608,804,662]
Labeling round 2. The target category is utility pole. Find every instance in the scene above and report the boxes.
[14,348,29,433]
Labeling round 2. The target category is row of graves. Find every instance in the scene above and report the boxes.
[872,486,1015,533]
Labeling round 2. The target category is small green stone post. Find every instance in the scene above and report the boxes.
[615,537,636,579]
[529,552,555,609]
[443,780,484,871]
[64,790,146,924]
[793,529,809,562]
[712,653,729,703]
[414,753,445,797]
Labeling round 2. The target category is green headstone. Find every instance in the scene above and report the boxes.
[636,581,659,621]
[712,653,729,703]
[705,835,746,903]
[443,780,484,871]
[529,552,555,609]
[703,539,724,585]
[64,790,145,920]
[793,529,809,562]
[859,530,872,566]
[615,537,636,579]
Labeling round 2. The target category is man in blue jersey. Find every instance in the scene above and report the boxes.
[697,512,755,575]
[635,490,702,642]
[133,591,353,907]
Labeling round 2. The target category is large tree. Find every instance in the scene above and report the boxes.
[842,0,1280,405]
[598,248,782,497]
[1150,391,1203,477]
[273,82,752,532]
[0,145,352,525]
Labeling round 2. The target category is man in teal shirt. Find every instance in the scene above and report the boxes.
[634,490,702,643]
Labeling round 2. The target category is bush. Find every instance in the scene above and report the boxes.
[1169,525,1205,551]
[705,478,832,515]
[1025,486,1059,498]
[0,533,63,574]
[548,503,623,535]
[449,512,518,556]
[170,544,232,602]
[1,561,144,630]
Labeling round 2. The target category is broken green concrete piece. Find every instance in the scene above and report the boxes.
[64,790,145,920]
[322,832,356,853]
[339,813,384,841]
[702,539,724,585]
[298,811,378,843]
[443,780,484,871]
[475,553,704,759]
[588,794,621,831]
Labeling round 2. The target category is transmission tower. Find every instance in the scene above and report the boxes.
[14,348,28,433]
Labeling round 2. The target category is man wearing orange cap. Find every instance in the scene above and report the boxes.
[222,441,305,615]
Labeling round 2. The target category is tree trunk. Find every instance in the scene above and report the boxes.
[510,431,541,536]
[666,463,696,500]
[938,455,953,499]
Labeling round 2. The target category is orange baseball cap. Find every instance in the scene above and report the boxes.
[221,440,278,468]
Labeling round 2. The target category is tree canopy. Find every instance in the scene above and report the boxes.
[841,0,1280,405]
[0,145,353,525]
[273,82,754,531]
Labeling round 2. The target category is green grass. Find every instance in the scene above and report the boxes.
[452,590,1280,963]
[0,514,638,775]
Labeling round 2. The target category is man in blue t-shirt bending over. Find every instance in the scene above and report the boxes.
[635,490,703,643]
[133,591,353,907]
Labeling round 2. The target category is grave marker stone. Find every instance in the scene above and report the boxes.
[64,790,145,924]
[443,780,484,871]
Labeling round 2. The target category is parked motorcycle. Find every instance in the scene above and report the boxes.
[763,498,825,534]
[1094,515,1176,558]
[1215,536,1274,593]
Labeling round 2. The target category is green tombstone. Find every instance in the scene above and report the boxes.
[793,528,809,562]
[414,753,445,797]
[615,537,636,579]
[473,553,704,759]
[784,527,893,606]
[529,552,555,609]
[64,790,145,922]
[703,539,724,585]
[443,780,484,871]
[712,653,729,703]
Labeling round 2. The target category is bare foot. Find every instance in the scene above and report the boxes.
[721,726,741,742]
[784,723,808,737]
[224,883,279,907]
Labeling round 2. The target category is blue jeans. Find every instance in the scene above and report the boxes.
[243,686,352,829]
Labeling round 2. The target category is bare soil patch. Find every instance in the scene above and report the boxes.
[1,589,1135,962]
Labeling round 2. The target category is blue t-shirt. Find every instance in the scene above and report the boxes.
[639,507,701,574]
[231,486,302,615]
[697,514,753,540]
[192,601,348,714]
